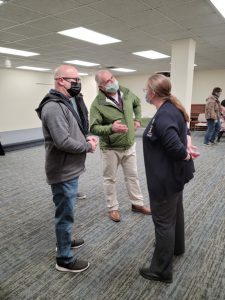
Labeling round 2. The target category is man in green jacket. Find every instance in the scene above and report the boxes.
[90,70,151,222]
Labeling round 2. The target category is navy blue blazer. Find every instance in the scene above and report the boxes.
[143,101,195,200]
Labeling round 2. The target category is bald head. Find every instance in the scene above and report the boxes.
[54,64,79,80]
[54,64,80,96]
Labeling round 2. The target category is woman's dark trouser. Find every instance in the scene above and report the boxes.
[149,190,184,279]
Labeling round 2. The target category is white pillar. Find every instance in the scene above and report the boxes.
[170,38,196,117]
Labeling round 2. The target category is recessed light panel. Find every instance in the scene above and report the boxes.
[111,68,136,72]
[17,66,51,71]
[0,47,39,57]
[64,60,99,67]
[210,0,225,18]
[133,50,170,60]
[79,72,88,76]
[58,27,121,45]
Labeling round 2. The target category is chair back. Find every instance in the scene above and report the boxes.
[198,113,206,122]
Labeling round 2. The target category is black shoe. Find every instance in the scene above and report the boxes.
[56,238,84,251]
[139,268,172,283]
[71,238,84,249]
[174,251,184,256]
[56,259,89,273]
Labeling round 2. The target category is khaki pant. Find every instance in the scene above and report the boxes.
[101,144,144,211]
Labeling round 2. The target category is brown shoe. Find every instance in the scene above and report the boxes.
[109,210,121,222]
[132,205,151,215]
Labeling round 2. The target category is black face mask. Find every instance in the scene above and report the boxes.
[67,82,81,97]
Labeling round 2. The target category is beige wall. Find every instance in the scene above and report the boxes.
[0,67,225,132]
[118,69,225,117]
[0,68,54,132]
[192,69,225,103]
[0,68,97,132]
[118,74,155,118]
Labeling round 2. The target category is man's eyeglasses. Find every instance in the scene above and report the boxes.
[62,77,81,83]
[55,77,81,83]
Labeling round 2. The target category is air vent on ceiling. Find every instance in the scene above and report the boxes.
[105,66,117,69]
[155,71,170,77]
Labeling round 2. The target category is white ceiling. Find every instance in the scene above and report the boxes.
[0,0,225,75]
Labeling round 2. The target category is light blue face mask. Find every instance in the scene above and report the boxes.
[104,79,119,93]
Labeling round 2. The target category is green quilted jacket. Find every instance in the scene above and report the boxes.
[90,86,142,150]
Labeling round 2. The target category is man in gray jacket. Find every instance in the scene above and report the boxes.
[36,64,97,273]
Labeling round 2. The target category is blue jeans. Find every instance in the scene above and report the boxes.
[204,119,220,144]
[211,119,220,142]
[51,177,79,263]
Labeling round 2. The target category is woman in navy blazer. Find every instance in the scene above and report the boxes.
[140,74,197,283]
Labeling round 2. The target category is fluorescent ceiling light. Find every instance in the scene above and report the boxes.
[0,47,39,57]
[65,59,99,67]
[111,68,136,72]
[79,72,88,76]
[17,66,51,71]
[133,50,170,60]
[58,27,121,45]
[0,1,4,5]
[210,0,225,18]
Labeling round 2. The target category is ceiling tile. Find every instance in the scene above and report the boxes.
[56,7,111,25]
[13,0,81,15]
[0,0,224,73]
[0,3,46,23]
[4,25,48,38]
[120,9,167,28]
[139,21,185,36]
[156,0,214,19]
[0,31,26,43]
[89,0,150,18]
[0,17,19,30]
[26,16,76,32]
[191,23,225,37]
[140,0,196,9]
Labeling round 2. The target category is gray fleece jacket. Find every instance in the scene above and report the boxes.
[36,90,91,185]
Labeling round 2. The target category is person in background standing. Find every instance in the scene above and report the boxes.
[204,87,222,145]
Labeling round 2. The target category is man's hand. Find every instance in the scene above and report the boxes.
[87,139,97,153]
[112,120,128,133]
[87,135,98,144]
[134,120,141,130]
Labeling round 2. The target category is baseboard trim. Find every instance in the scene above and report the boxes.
[4,139,44,152]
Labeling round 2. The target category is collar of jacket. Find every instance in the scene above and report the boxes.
[97,86,129,105]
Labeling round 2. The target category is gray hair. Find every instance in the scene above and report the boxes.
[95,70,112,85]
